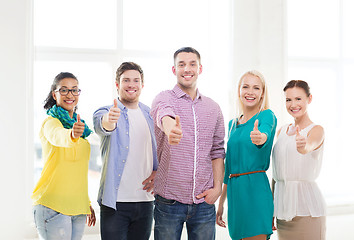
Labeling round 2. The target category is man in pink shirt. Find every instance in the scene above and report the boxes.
[151,47,225,240]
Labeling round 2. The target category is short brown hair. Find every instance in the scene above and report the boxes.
[116,62,144,84]
[173,47,201,65]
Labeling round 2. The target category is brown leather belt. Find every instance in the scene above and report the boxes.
[229,170,266,179]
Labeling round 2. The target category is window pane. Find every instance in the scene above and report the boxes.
[122,53,230,120]
[287,63,342,200]
[121,56,175,107]
[287,0,339,58]
[33,61,114,207]
[123,0,209,51]
[343,0,354,58]
[339,64,354,203]
[34,0,117,49]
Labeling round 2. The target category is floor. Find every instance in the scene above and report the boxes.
[81,214,352,240]
[28,213,354,239]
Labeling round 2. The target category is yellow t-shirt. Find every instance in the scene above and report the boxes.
[32,116,91,215]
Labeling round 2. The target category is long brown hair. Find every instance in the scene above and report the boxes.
[43,72,78,110]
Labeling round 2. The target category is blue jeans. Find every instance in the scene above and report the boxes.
[154,195,216,240]
[100,201,154,240]
[33,204,86,240]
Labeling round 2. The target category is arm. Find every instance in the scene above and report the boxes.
[250,119,267,145]
[43,117,78,148]
[216,184,227,227]
[196,158,224,204]
[93,103,119,136]
[150,91,176,130]
[102,99,121,131]
[71,114,85,139]
[161,115,182,145]
[296,125,324,154]
[271,178,277,230]
[86,205,96,227]
[142,171,156,194]
[212,158,224,194]
[196,106,225,204]
[251,111,277,147]
[271,178,276,197]
[150,92,182,145]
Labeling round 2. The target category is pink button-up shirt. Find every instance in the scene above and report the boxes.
[151,85,225,204]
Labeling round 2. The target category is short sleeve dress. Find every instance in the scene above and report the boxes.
[224,109,277,240]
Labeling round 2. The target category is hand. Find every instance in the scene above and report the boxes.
[107,99,121,123]
[272,217,277,231]
[216,205,226,228]
[102,99,121,131]
[86,205,96,227]
[196,187,222,205]
[295,125,307,154]
[167,115,183,145]
[142,171,156,194]
[72,114,85,139]
[250,119,266,145]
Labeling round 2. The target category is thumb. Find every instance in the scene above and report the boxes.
[113,99,118,108]
[296,125,300,136]
[77,114,81,123]
[175,115,181,127]
[253,119,259,131]
[196,191,207,199]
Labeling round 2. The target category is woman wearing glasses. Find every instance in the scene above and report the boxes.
[32,72,96,240]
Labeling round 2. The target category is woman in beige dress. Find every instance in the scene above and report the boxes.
[272,80,326,240]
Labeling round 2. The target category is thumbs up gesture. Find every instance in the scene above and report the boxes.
[108,99,121,123]
[72,114,85,139]
[162,115,183,145]
[250,119,267,145]
[295,126,307,154]
[168,115,183,145]
[102,99,121,131]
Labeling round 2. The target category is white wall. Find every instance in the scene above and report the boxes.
[0,0,33,238]
[0,0,286,238]
[231,0,286,123]
[2,0,353,239]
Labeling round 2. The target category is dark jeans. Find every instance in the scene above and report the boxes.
[100,201,154,240]
[154,195,216,240]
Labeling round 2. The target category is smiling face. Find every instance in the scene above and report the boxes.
[285,87,312,119]
[172,52,202,93]
[52,77,79,117]
[116,69,144,107]
[239,73,264,111]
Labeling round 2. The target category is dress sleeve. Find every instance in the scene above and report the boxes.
[258,110,277,148]
[42,117,78,148]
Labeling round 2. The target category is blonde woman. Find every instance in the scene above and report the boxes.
[272,80,326,240]
[217,71,277,240]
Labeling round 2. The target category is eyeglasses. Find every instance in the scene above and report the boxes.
[55,88,81,96]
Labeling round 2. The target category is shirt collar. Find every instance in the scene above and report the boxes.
[172,84,202,100]
[117,98,142,111]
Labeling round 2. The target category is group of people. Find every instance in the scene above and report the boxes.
[31,47,326,240]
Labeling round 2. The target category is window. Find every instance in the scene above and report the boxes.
[33,0,232,211]
[287,0,354,205]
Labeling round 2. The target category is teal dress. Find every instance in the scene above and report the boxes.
[224,109,277,240]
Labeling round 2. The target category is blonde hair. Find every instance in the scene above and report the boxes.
[236,70,269,118]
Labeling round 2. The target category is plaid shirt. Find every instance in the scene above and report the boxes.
[151,85,225,204]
